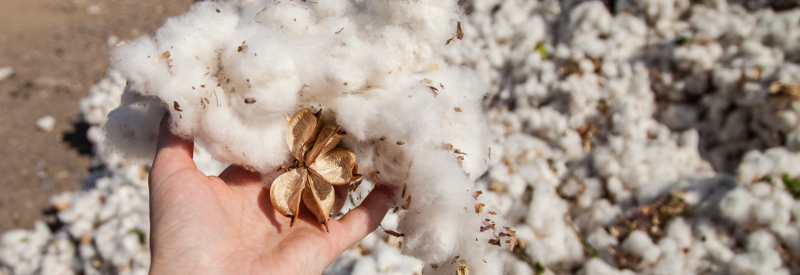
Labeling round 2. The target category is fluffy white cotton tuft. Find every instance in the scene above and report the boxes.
[106,0,502,272]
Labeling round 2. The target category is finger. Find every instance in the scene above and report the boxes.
[332,185,392,251]
[150,114,196,186]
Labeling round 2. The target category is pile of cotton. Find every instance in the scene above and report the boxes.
[450,0,800,274]
[6,0,800,275]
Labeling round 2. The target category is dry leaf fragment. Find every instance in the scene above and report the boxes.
[152,51,171,63]
[474,203,485,214]
[488,237,501,246]
[489,181,506,193]
[769,82,800,99]
[173,101,182,112]
[115,41,125,47]
[396,141,405,145]
[507,237,518,251]
[384,229,405,237]
[429,86,439,97]
[270,108,361,232]
[483,259,487,263]
[335,27,344,34]
[244,97,257,104]
[454,107,462,112]
[215,8,220,13]
[430,264,439,270]
[402,196,412,210]
[446,37,454,45]
[456,21,464,40]
[473,191,483,200]
[429,63,439,70]
[237,45,248,53]
[451,256,460,265]
[348,179,362,192]
[488,210,497,215]
[504,226,516,237]
[443,143,454,150]
[53,201,70,212]
[480,223,495,232]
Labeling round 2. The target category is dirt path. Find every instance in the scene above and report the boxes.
[0,0,192,232]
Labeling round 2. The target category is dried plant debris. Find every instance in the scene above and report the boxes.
[456,260,469,275]
[474,203,485,214]
[456,21,463,40]
[768,82,800,101]
[270,108,361,232]
[384,229,406,238]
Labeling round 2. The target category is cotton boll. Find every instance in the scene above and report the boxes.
[40,232,76,275]
[0,67,14,82]
[586,227,618,264]
[350,256,377,275]
[578,258,632,275]
[523,184,584,268]
[0,222,52,275]
[324,249,361,275]
[505,259,535,275]
[78,69,127,126]
[719,187,756,223]
[104,91,165,162]
[36,116,56,132]
[622,231,661,265]
[666,218,693,249]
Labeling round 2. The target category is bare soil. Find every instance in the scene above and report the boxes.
[0,0,192,232]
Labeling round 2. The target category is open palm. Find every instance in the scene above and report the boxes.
[147,116,391,275]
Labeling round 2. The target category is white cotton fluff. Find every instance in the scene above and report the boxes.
[36,116,56,132]
[105,0,501,273]
[0,67,13,82]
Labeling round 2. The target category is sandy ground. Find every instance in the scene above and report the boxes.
[0,0,192,233]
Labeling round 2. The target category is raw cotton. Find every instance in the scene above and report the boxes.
[105,0,505,273]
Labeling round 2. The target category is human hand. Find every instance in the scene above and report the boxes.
[147,115,392,274]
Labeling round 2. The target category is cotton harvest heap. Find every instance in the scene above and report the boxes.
[104,1,505,274]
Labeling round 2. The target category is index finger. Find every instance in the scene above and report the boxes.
[149,114,197,188]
